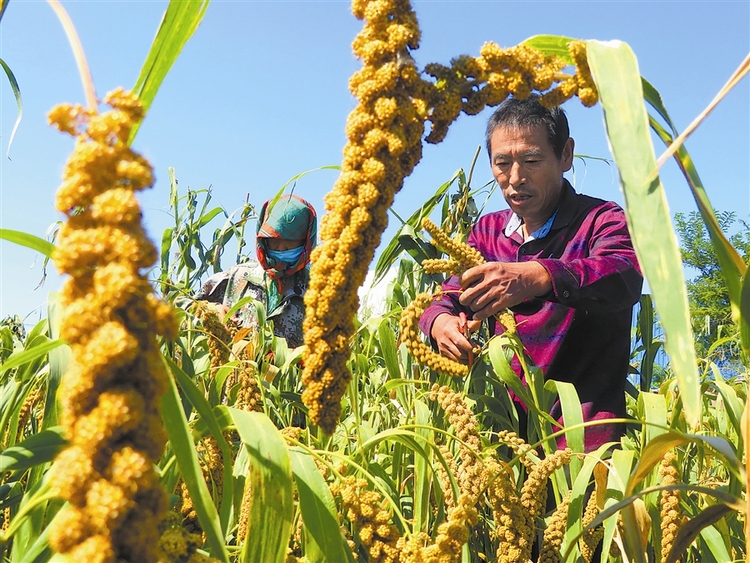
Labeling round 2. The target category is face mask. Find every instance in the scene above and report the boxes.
[267,245,305,266]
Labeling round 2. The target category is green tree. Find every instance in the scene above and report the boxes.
[674,210,750,364]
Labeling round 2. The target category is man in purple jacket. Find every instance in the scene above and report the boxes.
[419,95,643,451]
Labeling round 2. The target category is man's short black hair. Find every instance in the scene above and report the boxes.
[485,94,570,159]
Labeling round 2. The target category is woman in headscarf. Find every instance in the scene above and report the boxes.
[195,194,317,347]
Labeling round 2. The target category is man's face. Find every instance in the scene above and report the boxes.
[489,124,574,231]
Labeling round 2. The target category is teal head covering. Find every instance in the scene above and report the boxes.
[256,194,317,285]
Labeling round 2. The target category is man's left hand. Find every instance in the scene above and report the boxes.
[458,261,552,320]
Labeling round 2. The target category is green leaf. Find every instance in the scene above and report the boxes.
[159,362,228,561]
[164,355,233,533]
[230,409,293,563]
[0,339,64,379]
[627,431,741,497]
[373,171,459,285]
[665,505,732,563]
[648,116,746,324]
[377,317,401,381]
[587,39,701,429]
[0,58,22,156]
[741,270,750,359]
[130,0,211,143]
[0,229,54,258]
[487,335,542,420]
[553,381,583,474]
[638,391,668,449]
[288,448,346,563]
[698,524,733,563]
[0,428,66,473]
[198,207,225,228]
[521,35,575,63]
[413,400,433,535]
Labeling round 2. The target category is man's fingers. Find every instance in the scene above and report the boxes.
[472,301,505,321]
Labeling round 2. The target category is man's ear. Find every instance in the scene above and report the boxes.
[561,137,575,172]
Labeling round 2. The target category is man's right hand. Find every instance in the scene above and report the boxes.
[430,313,481,362]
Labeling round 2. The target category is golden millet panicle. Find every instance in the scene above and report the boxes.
[14,387,43,438]
[494,429,536,470]
[538,492,571,563]
[302,0,428,435]
[303,0,600,436]
[580,490,604,563]
[430,385,484,501]
[435,444,459,511]
[422,258,464,276]
[194,301,232,375]
[485,459,534,563]
[520,448,574,521]
[157,511,222,563]
[47,88,177,563]
[337,476,402,563]
[420,494,479,563]
[399,293,469,377]
[422,218,484,270]
[659,450,681,563]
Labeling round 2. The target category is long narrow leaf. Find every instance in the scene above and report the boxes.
[666,505,732,563]
[587,39,701,428]
[373,171,459,284]
[0,229,54,258]
[0,339,63,379]
[164,355,234,534]
[159,364,228,561]
[230,408,293,563]
[288,448,346,563]
[0,58,22,156]
[130,0,211,143]
[648,116,746,321]
[0,428,66,473]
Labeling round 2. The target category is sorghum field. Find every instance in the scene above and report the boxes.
[0,1,747,562]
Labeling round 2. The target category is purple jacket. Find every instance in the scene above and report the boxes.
[420,181,643,451]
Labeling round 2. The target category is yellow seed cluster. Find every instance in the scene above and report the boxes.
[47,88,177,563]
[157,512,222,563]
[399,293,469,377]
[301,0,428,435]
[338,476,402,563]
[496,310,517,335]
[421,258,464,276]
[235,367,263,412]
[422,219,517,334]
[580,491,604,563]
[418,494,479,563]
[237,482,252,543]
[194,302,231,376]
[422,219,484,271]
[538,492,571,563]
[15,387,43,437]
[421,41,596,142]
[494,429,535,470]
[659,450,680,563]
[520,448,574,521]
[435,444,459,511]
[179,435,226,537]
[431,385,484,501]
[178,480,201,536]
[485,459,534,563]
[303,0,600,435]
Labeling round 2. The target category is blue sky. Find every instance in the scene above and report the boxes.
[0,0,748,325]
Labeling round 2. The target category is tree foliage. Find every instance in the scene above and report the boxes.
[675,210,750,361]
